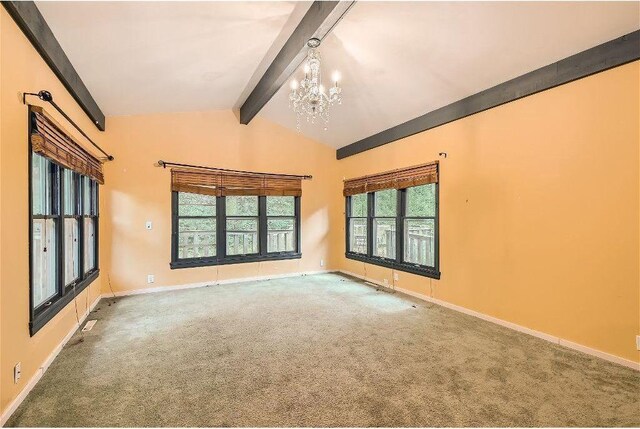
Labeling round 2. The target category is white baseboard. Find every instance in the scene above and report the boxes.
[1,293,102,427]
[339,270,640,371]
[101,269,334,298]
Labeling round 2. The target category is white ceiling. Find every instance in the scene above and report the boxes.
[36,1,300,115]
[37,1,639,149]
[261,1,640,148]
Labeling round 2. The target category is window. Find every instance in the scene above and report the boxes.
[32,154,59,308]
[226,196,259,256]
[404,184,436,267]
[177,193,216,259]
[28,106,103,335]
[30,154,100,335]
[345,183,439,279]
[267,196,296,253]
[347,193,367,254]
[373,189,397,259]
[83,177,98,273]
[171,193,301,268]
[63,169,79,285]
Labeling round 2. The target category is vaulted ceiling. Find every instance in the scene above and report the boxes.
[36,1,640,149]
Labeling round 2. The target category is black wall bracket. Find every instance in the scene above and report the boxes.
[24,90,113,161]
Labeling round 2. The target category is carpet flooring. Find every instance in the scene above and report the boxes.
[7,273,640,427]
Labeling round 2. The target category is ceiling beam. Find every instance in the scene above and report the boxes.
[2,1,106,130]
[337,30,640,160]
[239,1,354,125]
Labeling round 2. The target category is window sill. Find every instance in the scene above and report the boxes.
[170,253,302,269]
[345,252,440,279]
[30,269,100,336]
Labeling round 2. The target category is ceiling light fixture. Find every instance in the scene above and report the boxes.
[288,38,342,131]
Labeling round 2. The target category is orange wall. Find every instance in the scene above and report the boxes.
[101,111,340,294]
[0,12,4,419]
[337,61,640,364]
[0,8,110,417]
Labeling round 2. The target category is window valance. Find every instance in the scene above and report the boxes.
[30,106,105,184]
[171,168,306,197]
[343,161,438,196]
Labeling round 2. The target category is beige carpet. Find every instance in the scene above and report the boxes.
[7,273,640,427]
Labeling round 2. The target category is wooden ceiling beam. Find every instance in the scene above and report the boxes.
[337,30,640,160]
[2,1,106,130]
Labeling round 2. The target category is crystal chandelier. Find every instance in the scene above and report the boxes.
[288,38,342,131]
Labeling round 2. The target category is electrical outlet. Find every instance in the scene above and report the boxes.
[145,221,153,230]
[14,362,21,384]
[383,278,389,286]
[636,335,640,351]
[393,272,399,281]
[320,259,324,267]
[147,274,155,284]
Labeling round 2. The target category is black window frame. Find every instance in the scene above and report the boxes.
[29,150,100,336]
[345,183,440,279]
[346,193,368,255]
[371,189,399,261]
[170,193,301,269]
[265,196,298,255]
[81,176,99,275]
[225,196,260,257]
[62,169,80,288]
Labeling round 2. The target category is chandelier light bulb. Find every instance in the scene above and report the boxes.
[319,84,325,94]
[332,71,341,85]
[303,63,310,74]
[290,80,298,90]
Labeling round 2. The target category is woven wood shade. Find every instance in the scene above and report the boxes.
[343,161,438,196]
[171,168,304,197]
[30,106,104,184]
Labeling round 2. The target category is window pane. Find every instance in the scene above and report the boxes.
[348,218,367,254]
[32,219,57,307]
[51,163,60,216]
[91,180,98,215]
[63,170,75,215]
[83,177,91,215]
[178,193,216,216]
[373,219,396,259]
[84,218,95,272]
[406,184,436,217]
[267,218,295,252]
[350,194,367,217]
[226,218,258,255]
[178,218,216,259]
[404,219,435,267]
[226,196,258,216]
[64,218,79,284]
[374,189,397,216]
[266,196,294,216]
[32,154,50,215]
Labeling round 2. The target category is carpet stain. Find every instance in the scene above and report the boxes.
[6,273,640,427]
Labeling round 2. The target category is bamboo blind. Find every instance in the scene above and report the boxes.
[343,161,438,196]
[30,106,104,184]
[171,168,305,197]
